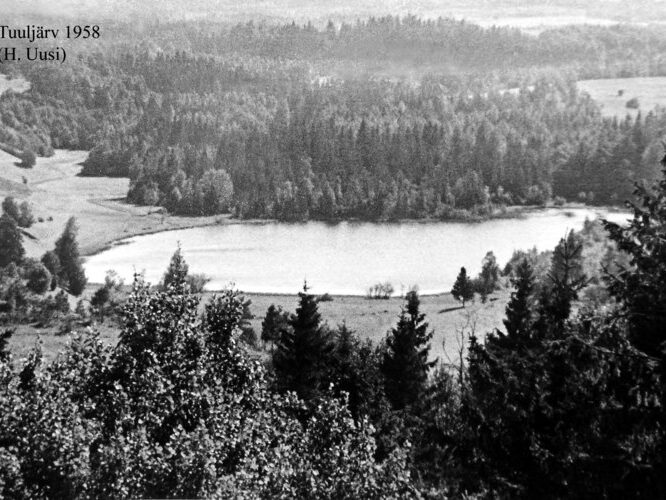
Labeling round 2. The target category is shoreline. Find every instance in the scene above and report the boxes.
[81,202,616,259]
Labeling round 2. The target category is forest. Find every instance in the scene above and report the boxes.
[2,17,666,220]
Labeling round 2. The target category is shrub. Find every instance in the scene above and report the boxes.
[25,262,51,295]
[625,97,640,109]
[19,150,36,168]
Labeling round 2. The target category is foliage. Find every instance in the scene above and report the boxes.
[1,197,34,228]
[24,261,51,295]
[451,267,474,307]
[90,270,125,322]
[40,251,60,291]
[0,214,24,268]
[19,150,36,168]
[161,244,189,292]
[366,282,394,299]
[0,274,414,498]
[626,97,640,109]
[54,217,87,296]
[261,304,291,347]
[381,291,435,411]
[272,285,335,401]
[474,251,500,302]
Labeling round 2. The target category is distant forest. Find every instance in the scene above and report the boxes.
[2,17,666,219]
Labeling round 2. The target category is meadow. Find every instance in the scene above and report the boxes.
[578,76,666,119]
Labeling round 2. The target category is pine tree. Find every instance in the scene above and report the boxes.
[381,291,435,410]
[0,214,24,267]
[272,283,333,401]
[451,267,474,307]
[54,217,87,296]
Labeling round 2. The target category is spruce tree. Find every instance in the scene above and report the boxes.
[54,217,87,296]
[273,283,333,401]
[381,291,435,410]
[535,231,587,336]
[162,244,189,292]
[0,214,24,267]
[451,267,474,307]
[502,258,535,340]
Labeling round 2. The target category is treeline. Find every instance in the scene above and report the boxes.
[187,17,666,76]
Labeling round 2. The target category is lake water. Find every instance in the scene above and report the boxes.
[84,208,629,295]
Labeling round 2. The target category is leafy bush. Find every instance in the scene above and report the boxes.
[625,97,640,109]
[25,261,51,295]
[1,197,33,228]
[19,150,36,168]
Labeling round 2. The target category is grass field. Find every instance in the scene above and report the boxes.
[578,77,666,119]
[0,148,223,259]
[6,285,509,367]
[0,75,30,96]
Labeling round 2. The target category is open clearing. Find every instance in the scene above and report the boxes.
[578,77,666,119]
[0,148,222,258]
[7,286,509,367]
[0,74,30,95]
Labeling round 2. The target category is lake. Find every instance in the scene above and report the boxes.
[84,208,629,295]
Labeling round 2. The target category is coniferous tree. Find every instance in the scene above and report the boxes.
[54,217,87,296]
[0,214,24,268]
[502,258,536,340]
[162,244,189,292]
[451,267,474,307]
[535,231,587,336]
[272,283,334,401]
[604,160,666,471]
[381,291,435,411]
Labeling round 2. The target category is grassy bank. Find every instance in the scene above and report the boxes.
[0,148,226,259]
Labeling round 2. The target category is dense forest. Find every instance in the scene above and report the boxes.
[2,17,666,220]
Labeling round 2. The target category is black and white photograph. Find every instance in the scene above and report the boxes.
[0,0,665,497]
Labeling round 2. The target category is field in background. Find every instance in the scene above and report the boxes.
[1,0,633,28]
[0,75,30,96]
[578,77,666,119]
